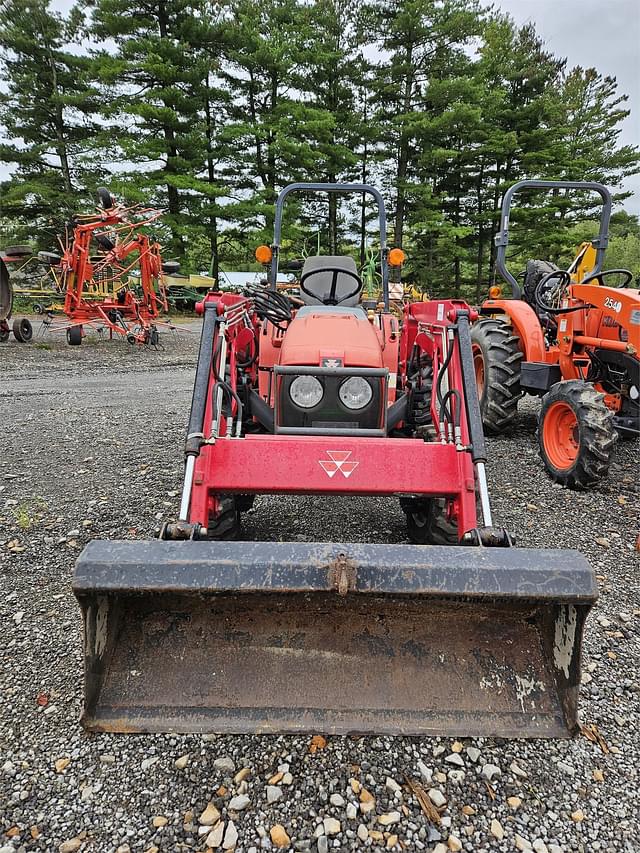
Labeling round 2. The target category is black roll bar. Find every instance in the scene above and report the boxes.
[494,180,612,299]
[271,183,390,311]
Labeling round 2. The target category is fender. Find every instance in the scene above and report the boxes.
[480,298,547,362]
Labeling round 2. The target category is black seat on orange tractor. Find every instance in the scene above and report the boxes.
[523,259,560,329]
[299,255,362,307]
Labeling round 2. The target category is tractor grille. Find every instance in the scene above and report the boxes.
[274,365,388,435]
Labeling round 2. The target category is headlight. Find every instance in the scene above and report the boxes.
[339,376,373,410]
[289,375,324,408]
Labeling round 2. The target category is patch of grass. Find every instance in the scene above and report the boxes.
[34,342,52,350]
[13,503,33,530]
[11,497,49,531]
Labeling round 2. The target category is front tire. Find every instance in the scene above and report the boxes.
[401,497,459,545]
[538,381,617,489]
[471,318,523,434]
[206,496,240,540]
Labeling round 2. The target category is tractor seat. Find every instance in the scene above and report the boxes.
[299,255,361,306]
[523,259,559,329]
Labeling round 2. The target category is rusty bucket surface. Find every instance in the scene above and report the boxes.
[73,540,597,738]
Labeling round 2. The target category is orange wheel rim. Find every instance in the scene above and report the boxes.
[472,344,485,399]
[543,401,579,469]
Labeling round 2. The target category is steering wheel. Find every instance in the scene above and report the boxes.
[581,269,633,288]
[299,267,363,306]
[534,270,572,314]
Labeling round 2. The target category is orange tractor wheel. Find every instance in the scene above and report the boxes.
[538,381,617,489]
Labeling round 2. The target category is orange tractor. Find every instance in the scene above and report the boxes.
[472,180,639,488]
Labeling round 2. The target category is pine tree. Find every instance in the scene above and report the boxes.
[369,0,482,253]
[218,0,322,242]
[89,0,206,260]
[295,0,364,253]
[556,67,639,187]
[0,0,100,240]
[471,16,566,285]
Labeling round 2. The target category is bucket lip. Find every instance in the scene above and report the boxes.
[80,705,576,739]
[73,539,598,603]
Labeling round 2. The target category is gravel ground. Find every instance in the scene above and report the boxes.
[1,320,639,853]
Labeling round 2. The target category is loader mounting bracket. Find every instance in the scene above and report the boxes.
[158,521,204,541]
[462,526,514,547]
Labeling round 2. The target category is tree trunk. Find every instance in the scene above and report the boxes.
[264,69,279,232]
[359,89,368,266]
[475,158,485,303]
[394,44,414,249]
[157,1,184,257]
[488,161,502,283]
[204,72,219,282]
[453,144,461,297]
[328,185,337,254]
[46,48,72,195]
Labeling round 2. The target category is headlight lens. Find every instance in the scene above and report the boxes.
[289,375,324,408]
[339,376,373,410]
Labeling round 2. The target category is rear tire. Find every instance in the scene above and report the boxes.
[206,496,240,540]
[0,324,9,343]
[538,381,617,489]
[13,318,33,342]
[401,497,459,545]
[471,318,522,433]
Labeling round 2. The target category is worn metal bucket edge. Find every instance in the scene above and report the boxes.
[73,539,597,602]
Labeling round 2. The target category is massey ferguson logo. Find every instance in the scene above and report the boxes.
[319,450,359,478]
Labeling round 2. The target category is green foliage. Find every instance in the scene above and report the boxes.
[0,0,101,246]
[0,0,638,291]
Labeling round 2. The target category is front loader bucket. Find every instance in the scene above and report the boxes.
[73,540,596,738]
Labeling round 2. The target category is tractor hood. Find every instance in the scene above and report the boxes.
[279,307,383,367]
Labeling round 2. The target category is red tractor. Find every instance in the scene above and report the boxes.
[472,180,639,488]
[47,188,169,345]
[73,183,594,739]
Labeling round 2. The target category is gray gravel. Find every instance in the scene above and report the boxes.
[1,321,639,853]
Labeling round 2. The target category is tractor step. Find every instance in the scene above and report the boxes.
[73,540,596,738]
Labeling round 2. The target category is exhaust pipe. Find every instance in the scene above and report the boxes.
[73,539,596,738]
